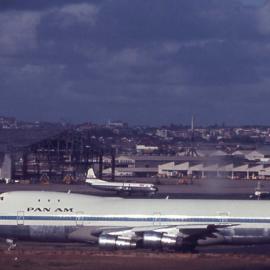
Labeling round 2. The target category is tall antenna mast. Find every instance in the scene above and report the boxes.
[185,115,198,157]
[191,115,194,133]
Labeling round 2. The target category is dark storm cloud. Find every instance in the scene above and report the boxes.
[1,0,270,125]
[0,0,102,11]
[93,0,257,46]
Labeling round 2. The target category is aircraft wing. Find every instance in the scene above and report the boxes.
[109,223,237,249]
[69,223,237,250]
[108,223,236,235]
[177,224,236,245]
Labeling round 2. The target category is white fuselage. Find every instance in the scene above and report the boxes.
[1,191,270,247]
[85,168,157,194]
[85,179,157,194]
[0,191,269,227]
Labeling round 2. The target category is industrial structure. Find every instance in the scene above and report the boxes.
[1,129,116,183]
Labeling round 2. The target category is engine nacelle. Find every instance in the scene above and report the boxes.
[98,235,136,250]
[161,235,183,249]
[143,232,163,248]
[143,232,183,249]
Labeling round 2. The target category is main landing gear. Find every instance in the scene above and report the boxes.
[6,239,16,251]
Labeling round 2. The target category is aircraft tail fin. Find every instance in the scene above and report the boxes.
[87,168,97,179]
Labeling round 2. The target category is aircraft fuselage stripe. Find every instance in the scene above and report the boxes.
[1,216,270,223]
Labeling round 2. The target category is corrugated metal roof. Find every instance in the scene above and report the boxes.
[218,164,234,171]
[202,164,219,171]
[174,162,189,170]
[129,155,202,162]
[232,164,249,171]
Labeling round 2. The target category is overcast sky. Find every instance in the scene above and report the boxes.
[1,0,270,126]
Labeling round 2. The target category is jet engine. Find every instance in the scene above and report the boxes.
[143,232,183,249]
[99,232,185,250]
[98,235,137,250]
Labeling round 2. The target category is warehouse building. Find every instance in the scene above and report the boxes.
[158,161,270,180]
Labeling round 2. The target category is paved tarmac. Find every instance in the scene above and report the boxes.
[0,178,268,199]
[1,242,270,270]
[2,241,270,255]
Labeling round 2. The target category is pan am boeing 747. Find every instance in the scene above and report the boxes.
[1,191,270,251]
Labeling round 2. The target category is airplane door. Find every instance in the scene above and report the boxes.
[75,212,84,226]
[17,211,24,225]
[217,211,230,223]
[153,212,161,226]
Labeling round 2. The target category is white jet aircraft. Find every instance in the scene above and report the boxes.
[1,191,270,251]
[85,168,158,195]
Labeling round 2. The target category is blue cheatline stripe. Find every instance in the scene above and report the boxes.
[1,215,270,223]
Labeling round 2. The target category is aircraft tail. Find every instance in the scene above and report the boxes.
[87,168,97,179]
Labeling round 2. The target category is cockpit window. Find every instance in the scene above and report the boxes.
[0,197,4,201]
